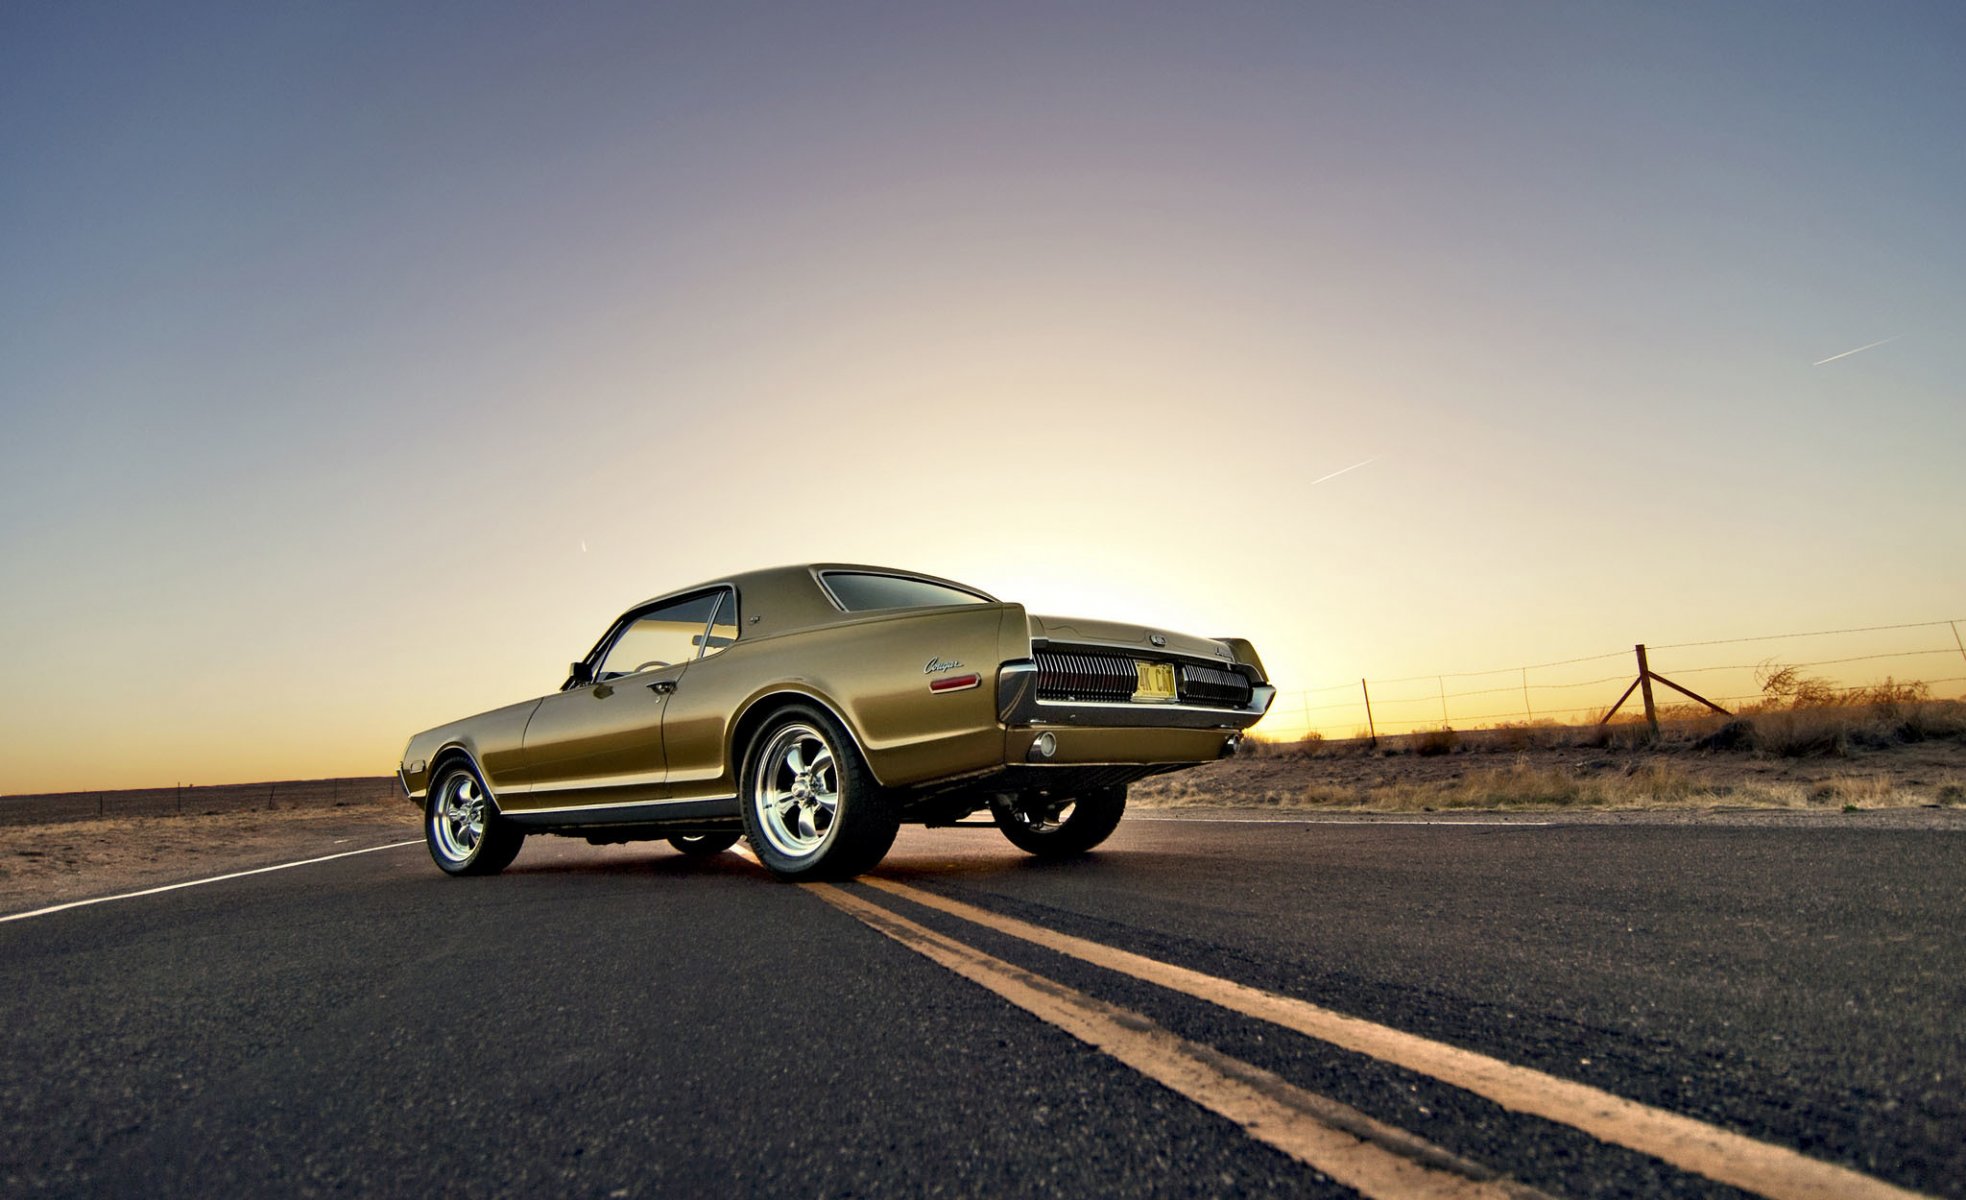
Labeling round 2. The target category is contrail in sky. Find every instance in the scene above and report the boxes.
[1307,457,1377,487]
[1813,335,1901,366]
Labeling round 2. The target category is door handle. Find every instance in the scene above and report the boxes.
[648,680,677,694]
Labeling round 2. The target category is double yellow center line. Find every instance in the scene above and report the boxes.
[807,877,1929,1200]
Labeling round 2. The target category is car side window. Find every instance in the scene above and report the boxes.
[596,592,721,680]
[821,572,990,611]
[700,589,739,658]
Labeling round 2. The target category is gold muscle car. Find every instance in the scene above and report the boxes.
[399,565,1274,879]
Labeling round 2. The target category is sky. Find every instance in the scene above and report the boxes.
[2,2,1962,792]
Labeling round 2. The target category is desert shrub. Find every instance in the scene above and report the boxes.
[1755,709,1854,757]
[1896,698,1966,743]
[1578,722,1613,749]
[1411,726,1459,756]
[1240,730,1338,760]
[1604,721,1656,750]
[1857,678,1930,717]
[1239,734,1293,758]
[1487,721,1566,752]
[1757,662,1839,709]
[1694,718,1759,752]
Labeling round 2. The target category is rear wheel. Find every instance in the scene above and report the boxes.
[740,705,897,879]
[667,832,740,857]
[425,762,527,876]
[991,786,1126,858]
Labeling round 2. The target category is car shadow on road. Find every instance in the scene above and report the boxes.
[502,846,760,879]
[496,840,1175,885]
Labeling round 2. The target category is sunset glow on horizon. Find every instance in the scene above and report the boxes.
[3,4,1962,793]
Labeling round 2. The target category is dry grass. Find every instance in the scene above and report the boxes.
[1244,695,1966,762]
[1141,754,1966,813]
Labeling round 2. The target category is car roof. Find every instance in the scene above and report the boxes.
[623,564,998,639]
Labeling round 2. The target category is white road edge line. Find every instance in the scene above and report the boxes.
[1131,817,1553,826]
[0,840,425,924]
[861,878,1932,1200]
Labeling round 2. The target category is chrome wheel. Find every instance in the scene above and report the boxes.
[752,723,839,859]
[991,786,1127,858]
[432,771,488,863]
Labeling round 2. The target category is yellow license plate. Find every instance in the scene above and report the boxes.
[1133,661,1178,702]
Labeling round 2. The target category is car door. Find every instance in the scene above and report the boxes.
[508,591,722,814]
[654,588,746,803]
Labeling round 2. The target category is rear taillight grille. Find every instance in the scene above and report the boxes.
[1033,652,1138,702]
[1031,652,1253,707]
[1177,663,1253,707]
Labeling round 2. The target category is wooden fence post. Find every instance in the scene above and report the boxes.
[1636,644,1660,737]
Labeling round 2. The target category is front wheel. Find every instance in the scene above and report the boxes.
[739,705,898,879]
[991,786,1127,858]
[425,762,527,876]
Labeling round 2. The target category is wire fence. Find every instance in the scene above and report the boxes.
[1259,619,1966,742]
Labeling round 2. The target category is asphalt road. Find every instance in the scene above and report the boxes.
[3,811,1961,1198]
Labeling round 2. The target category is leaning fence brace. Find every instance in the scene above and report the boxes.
[1598,644,1731,737]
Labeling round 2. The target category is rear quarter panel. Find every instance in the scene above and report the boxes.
[677,602,1028,794]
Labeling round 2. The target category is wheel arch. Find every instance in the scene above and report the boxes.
[728,688,877,785]
[426,745,504,815]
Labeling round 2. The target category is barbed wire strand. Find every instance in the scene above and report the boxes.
[1651,620,1961,651]
[1324,619,1961,690]
[1657,648,1960,676]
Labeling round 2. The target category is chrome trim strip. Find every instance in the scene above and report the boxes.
[501,796,740,828]
[507,793,735,817]
[999,684,1274,731]
[1032,698,1259,716]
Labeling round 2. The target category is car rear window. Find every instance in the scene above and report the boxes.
[821,572,991,612]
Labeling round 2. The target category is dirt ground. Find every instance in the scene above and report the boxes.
[0,795,419,917]
[7,737,1964,918]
